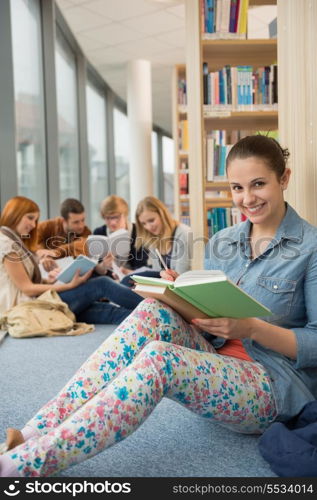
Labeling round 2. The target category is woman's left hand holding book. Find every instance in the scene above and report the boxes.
[191,315,257,340]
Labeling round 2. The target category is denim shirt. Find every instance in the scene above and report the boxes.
[204,204,317,421]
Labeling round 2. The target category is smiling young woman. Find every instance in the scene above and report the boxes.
[227,136,291,258]
[2,136,317,478]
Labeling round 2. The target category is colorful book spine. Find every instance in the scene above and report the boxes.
[229,0,238,32]
[233,0,241,32]
[203,62,209,105]
[237,0,249,35]
[207,206,249,237]
[205,0,215,33]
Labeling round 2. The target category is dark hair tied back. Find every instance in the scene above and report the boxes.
[226,134,290,179]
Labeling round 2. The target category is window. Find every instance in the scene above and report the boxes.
[11,0,48,217]
[162,136,174,214]
[114,107,130,205]
[55,29,80,202]
[86,81,108,230]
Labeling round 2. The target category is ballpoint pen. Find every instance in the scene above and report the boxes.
[155,248,168,271]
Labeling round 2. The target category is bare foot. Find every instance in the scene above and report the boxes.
[6,428,24,450]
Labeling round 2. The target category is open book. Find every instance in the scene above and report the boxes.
[86,229,130,260]
[56,255,97,283]
[132,270,271,322]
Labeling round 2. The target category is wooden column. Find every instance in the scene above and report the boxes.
[278,0,317,224]
[185,0,205,268]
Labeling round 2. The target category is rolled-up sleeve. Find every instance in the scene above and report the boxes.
[293,250,317,369]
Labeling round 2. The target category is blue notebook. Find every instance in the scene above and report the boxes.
[56,255,97,283]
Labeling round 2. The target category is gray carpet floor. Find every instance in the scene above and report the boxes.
[0,327,275,477]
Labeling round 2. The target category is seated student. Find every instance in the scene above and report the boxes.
[3,135,317,478]
[36,198,91,263]
[120,196,192,287]
[0,196,142,327]
[0,136,317,477]
[93,195,149,273]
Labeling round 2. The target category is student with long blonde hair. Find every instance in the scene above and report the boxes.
[135,196,192,274]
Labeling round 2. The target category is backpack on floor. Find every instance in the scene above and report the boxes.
[0,290,94,338]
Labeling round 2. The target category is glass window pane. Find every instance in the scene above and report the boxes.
[55,29,80,202]
[86,81,108,230]
[11,0,48,218]
[152,131,159,198]
[114,108,130,205]
[162,136,174,214]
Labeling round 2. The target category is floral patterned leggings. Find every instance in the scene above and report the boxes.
[9,299,276,477]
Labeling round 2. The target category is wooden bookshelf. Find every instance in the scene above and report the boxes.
[183,0,278,267]
[205,181,231,189]
[249,0,276,5]
[204,110,278,131]
[202,39,277,68]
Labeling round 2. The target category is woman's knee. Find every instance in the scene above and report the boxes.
[138,340,176,366]
[134,298,164,315]
[135,341,177,387]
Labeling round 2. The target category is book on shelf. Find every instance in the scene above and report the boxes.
[56,255,97,283]
[202,63,278,110]
[237,0,248,35]
[179,171,189,195]
[203,62,209,105]
[202,0,249,39]
[132,270,271,322]
[229,0,239,33]
[178,77,187,105]
[179,119,189,151]
[205,130,234,182]
[207,207,247,237]
[205,129,278,183]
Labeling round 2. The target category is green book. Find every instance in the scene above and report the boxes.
[132,270,271,320]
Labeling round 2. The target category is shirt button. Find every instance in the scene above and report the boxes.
[273,285,278,289]
[245,263,249,267]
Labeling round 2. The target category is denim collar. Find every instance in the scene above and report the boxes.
[228,203,304,247]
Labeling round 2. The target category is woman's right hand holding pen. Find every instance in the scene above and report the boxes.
[155,248,178,281]
[160,269,179,281]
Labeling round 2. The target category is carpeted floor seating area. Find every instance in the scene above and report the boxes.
[0,327,275,477]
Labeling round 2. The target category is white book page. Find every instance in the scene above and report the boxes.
[174,270,226,287]
[39,256,74,280]
[87,229,130,259]
[132,275,172,286]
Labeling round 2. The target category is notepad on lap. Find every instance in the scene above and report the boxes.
[56,255,97,283]
[131,270,271,322]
